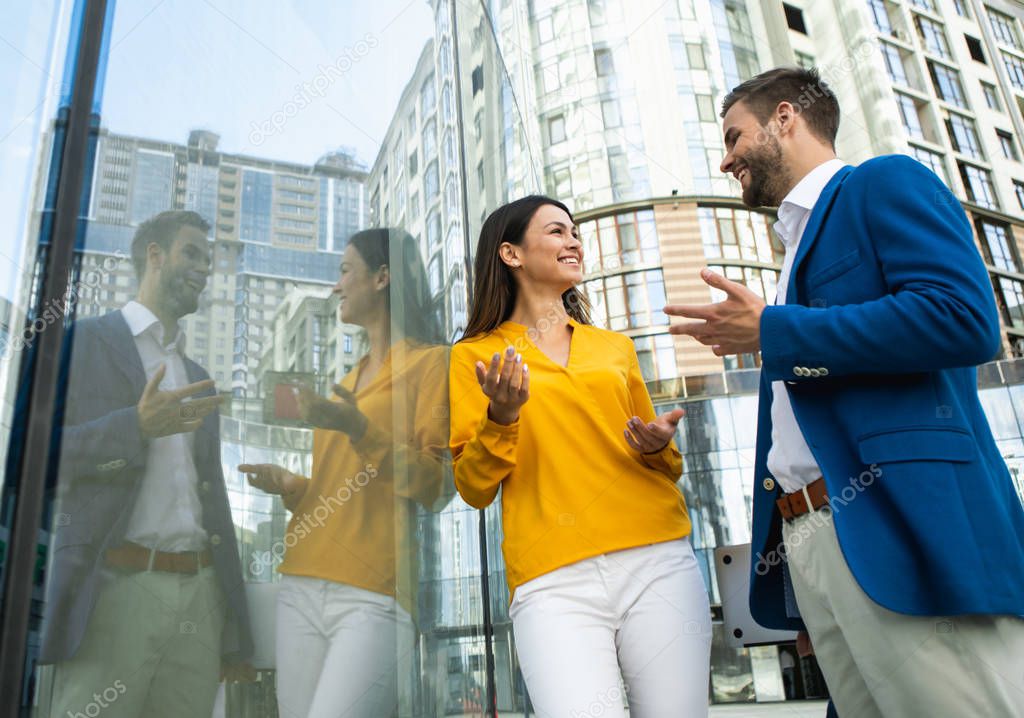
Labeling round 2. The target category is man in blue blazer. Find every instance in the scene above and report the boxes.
[667,67,1024,716]
[40,211,253,717]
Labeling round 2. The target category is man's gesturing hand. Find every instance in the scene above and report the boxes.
[239,463,304,497]
[475,345,529,426]
[624,408,685,454]
[137,363,222,438]
[664,268,767,356]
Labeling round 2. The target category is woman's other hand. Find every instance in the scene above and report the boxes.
[624,408,685,454]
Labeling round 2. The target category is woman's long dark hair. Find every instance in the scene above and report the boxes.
[461,195,591,341]
[348,228,443,345]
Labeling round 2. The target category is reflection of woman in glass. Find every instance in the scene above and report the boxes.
[450,196,712,717]
[240,229,449,718]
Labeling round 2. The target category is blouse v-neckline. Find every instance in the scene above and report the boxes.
[500,318,578,370]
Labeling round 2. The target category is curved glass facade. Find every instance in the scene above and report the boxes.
[3,2,1024,716]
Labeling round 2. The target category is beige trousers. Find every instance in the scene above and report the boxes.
[43,565,225,718]
[782,507,1024,718]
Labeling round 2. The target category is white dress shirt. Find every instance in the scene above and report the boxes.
[767,158,846,494]
[121,301,208,551]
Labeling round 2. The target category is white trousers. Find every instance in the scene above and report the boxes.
[783,507,1024,718]
[275,576,414,718]
[510,538,712,718]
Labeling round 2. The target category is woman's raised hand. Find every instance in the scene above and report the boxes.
[475,345,529,425]
[624,408,685,454]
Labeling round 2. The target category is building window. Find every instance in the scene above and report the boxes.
[343,334,353,353]
[928,61,967,107]
[579,208,660,272]
[952,0,969,18]
[548,114,567,144]
[989,8,1022,50]
[977,220,1019,272]
[698,206,783,265]
[911,144,951,186]
[895,92,925,140]
[866,0,892,34]
[632,334,678,383]
[794,50,815,69]
[601,99,622,128]
[594,48,614,77]
[957,161,998,208]
[686,43,707,70]
[998,129,1020,161]
[424,162,439,202]
[706,264,781,306]
[1003,52,1024,90]
[880,41,909,86]
[915,15,950,59]
[1015,180,1024,210]
[982,81,1002,111]
[471,65,484,95]
[996,276,1024,328]
[422,118,437,160]
[409,191,420,221]
[965,34,986,63]
[946,112,983,159]
[783,4,807,34]
[910,0,935,10]
[536,15,554,44]
[584,269,668,331]
[696,94,716,122]
[420,73,436,116]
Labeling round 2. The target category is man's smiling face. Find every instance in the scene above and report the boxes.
[720,100,793,208]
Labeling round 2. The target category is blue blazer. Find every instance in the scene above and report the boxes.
[39,310,253,663]
[749,155,1024,630]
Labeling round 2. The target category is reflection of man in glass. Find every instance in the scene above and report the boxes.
[40,211,252,717]
[241,228,449,718]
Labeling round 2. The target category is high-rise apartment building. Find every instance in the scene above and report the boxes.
[780,0,1024,356]
[76,129,370,391]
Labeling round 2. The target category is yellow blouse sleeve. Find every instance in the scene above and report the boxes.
[625,340,683,481]
[449,341,519,509]
[350,345,451,509]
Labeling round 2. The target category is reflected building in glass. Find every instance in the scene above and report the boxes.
[5,1,1024,716]
[76,128,370,393]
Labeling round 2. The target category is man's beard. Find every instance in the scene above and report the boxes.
[740,137,792,208]
[159,269,200,319]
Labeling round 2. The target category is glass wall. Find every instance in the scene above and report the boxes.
[4,2,1024,717]
[1,1,539,715]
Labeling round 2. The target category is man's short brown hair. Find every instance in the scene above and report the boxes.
[130,210,211,279]
[721,67,840,147]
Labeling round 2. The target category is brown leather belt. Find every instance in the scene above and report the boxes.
[776,477,830,522]
[105,541,213,574]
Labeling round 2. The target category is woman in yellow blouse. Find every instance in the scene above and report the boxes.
[450,196,711,717]
[240,229,449,718]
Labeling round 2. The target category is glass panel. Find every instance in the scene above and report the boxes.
[0,3,77,709]
[13,2,1024,715]
[16,1,547,715]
